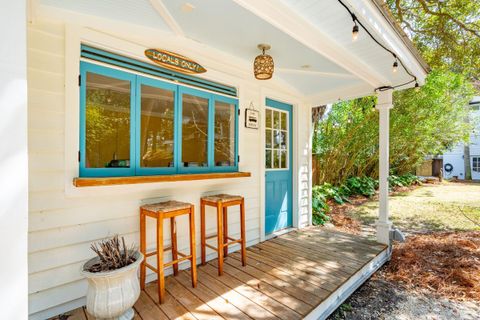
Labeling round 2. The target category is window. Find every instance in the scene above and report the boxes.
[265,108,288,169]
[80,62,238,177]
[473,158,478,172]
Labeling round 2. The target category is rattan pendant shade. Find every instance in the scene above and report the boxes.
[254,44,274,80]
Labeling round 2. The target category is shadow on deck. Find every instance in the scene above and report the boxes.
[66,227,388,320]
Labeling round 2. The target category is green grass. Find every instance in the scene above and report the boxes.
[346,182,480,232]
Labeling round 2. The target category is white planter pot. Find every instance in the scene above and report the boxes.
[81,251,144,320]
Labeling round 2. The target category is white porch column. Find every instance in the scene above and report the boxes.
[375,89,393,245]
[0,1,28,319]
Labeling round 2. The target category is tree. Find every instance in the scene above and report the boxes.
[313,70,475,185]
[385,0,480,80]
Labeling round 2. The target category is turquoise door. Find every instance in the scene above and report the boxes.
[265,99,293,234]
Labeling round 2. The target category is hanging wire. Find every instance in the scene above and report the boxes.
[336,0,418,91]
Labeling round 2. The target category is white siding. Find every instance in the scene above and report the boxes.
[27,20,312,319]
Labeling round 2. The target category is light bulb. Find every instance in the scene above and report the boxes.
[352,24,359,41]
[392,60,398,73]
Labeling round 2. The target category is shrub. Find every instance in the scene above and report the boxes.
[389,173,421,189]
[311,174,420,226]
[345,176,378,197]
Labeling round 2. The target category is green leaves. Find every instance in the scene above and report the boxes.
[386,0,480,80]
[313,70,475,185]
[311,174,420,226]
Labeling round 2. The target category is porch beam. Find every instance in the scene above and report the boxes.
[375,89,393,245]
[232,0,390,88]
[149,0,185,37]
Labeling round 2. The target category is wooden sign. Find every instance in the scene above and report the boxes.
[145,49,206,74]
[245,109,259,129]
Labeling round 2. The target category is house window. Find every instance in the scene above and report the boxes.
[80,61,238,177]
[473,157,480,172]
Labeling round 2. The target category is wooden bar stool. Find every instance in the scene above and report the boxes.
[200,194,246,275]
[139,200,197,304]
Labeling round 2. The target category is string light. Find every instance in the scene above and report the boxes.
[392,57,398,73]
[337,0,418,90]
[352,15,359,41]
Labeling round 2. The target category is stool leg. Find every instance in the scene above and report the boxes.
[140,209,146,290]
[170,217,178,276]
[217,202,224,276]
[189,205,197,288]
[157,217,165,304]
[223,206,228,257]
[200,200,206,265]
[240,198,247,267]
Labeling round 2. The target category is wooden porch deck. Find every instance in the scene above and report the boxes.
[65,228,387,320]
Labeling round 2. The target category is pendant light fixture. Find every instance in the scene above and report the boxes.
[254,44,274,80]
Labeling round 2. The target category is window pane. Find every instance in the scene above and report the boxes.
[273,150,280,168]
[280,131,287,149]
[273,130,280,149]
[266,129,272,148]
[85,72,131,168]
[140,85,174,168]
[281,150,287,168]
[273,111,280,129]
[265,149,272,169]
[215,101,235,166]
[266,109,272,128]
[182,94,209,167]
[281,112,287,130]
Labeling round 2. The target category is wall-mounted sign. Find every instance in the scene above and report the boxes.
[245,109,259,129]
[145,49,207,74]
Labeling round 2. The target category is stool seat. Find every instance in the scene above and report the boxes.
[201,194,243,203]
[142,200,191,213]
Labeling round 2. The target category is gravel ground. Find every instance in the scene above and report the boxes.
[328,275,480,320]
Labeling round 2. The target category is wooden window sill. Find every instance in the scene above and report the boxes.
[73,172,251,187]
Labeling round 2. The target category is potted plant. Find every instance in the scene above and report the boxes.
[81,235,144,320]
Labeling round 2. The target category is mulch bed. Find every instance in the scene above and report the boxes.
[325,183,480,302]
[381,231,480,302]
[327,185,419,234]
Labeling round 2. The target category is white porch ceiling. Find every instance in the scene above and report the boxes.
[39,0,424,102]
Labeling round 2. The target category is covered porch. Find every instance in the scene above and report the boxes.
[64,228,387,320]
[0,0,428,319]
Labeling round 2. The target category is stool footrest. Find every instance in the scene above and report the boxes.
[164,255,192,267]
[145,262,158,273]
[205,238,242,251]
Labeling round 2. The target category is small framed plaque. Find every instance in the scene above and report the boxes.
[245,108,259,129]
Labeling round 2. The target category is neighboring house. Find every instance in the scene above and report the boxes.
[442,97,480,180]
[1,1,428,319]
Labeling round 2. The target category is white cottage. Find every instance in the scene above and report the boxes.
[0,0,428,319]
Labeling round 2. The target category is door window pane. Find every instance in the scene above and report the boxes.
[273,130,281,149]
[273,150,280,168]
[215,101,235,166]
[266,129,272,148]
[85,72,131,168]
[266,109,272,128]
[280,150,287,169]
[140,85,175,168]
[182,94,209,167]
[265,149,272,169]
[281,112,287,130]
[273,111,280,129]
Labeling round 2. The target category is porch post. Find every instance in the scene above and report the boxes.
[375,89,393,245]
[0,1,28,319]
